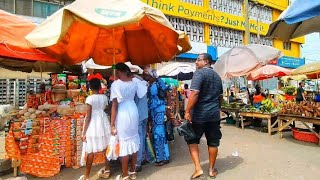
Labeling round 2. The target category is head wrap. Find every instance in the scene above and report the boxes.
[87,73,103,81]
[144,67,158,78]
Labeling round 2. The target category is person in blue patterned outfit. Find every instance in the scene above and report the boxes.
[143,67,171,166]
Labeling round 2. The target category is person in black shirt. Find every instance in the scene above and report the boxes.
[185,53,223,179]
[296,82,306,103]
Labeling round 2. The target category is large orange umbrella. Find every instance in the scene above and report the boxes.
[247,65,292,81]
[26,0,180,66]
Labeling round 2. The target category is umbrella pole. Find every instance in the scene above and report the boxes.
[40,64,43,81]
[112,28,116,78]
[174,57,181,120]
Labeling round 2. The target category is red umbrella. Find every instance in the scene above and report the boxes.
[0,10,78,73]
[247,65,292,81]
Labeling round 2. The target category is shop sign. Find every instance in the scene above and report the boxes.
[277,56,305,69]
[142,0,269,35]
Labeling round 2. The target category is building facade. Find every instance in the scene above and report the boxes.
[0,0,305,68]
[142,0,305,68]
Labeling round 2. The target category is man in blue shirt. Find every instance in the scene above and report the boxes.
[133,74,149,172]
[185,53,223,179]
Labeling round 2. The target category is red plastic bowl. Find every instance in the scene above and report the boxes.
[292,128,319,144]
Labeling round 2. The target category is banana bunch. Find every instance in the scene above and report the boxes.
[260,98,274,113]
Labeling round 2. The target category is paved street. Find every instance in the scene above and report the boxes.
[2,122,319,180]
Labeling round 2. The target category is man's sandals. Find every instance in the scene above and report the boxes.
[190,170,203,179]
[190,168,218,179]
[209,168,218,179]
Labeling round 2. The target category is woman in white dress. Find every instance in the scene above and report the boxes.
[80,73,111,180]
[110,63,147,180]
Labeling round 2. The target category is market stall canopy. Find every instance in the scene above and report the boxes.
[158,62,195,76]
[83,58,143,74]
[0,10,71,72]
[247,65,292,81]
[25,0,180,66]
[291,62,320,79]
[213,44,283,80]
[158,62,195,81]
[280,75,308,83]
[267,0,320,41]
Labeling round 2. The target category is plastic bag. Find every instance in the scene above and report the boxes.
[145,135,156,163]
[106,136,119,160]
[177,121,197,141]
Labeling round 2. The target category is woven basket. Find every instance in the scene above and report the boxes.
[292,128,319,144]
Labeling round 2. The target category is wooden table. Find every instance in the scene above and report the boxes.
[278,114,320,145]
[239,111,278,135]
[221,107,240,127]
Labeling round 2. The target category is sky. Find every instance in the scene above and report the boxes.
[301,33,320,64]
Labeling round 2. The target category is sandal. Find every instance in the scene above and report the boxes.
[78,175,89,180]
[190,173,204,179]
[116,174,130,180]
[128,171,137,180]
[98,168,111,179]
[209,168,218,179]
[154,161,165,166]
[162,160,170,165]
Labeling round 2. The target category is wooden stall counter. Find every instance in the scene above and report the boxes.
[277,114,320,145]
[239,111,278,135]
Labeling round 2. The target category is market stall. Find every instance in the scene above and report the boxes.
[278,101,320,145]
[278,114,320,145]
[3,72,109,177]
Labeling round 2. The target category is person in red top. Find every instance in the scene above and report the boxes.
[252,85,265,108]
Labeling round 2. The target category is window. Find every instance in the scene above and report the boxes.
[250,34,273,46]
[0,0,14,13]
[209,0,243,16]
[167,16,204,43]
[209,25,243,48]
[33,0,62,18]
[249,2,272,24]
[283,42,292,50]
[15,0,33,16]
[180,0,203,6]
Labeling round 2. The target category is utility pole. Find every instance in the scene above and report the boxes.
[257,7,260,44]
[244,0,250,45]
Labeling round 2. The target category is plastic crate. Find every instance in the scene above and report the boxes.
[292,128,319,144]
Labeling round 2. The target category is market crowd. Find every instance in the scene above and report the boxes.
[80,53,223,180]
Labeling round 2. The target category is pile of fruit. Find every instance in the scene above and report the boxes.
[260,98,281,113]
[239,98,281,114]
[240,105,259,112]
[281,101,320,117]
[222,102,244,109]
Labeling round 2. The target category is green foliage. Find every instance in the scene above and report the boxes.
[282,86,296,95]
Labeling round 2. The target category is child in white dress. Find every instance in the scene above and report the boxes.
[79,73,111,180]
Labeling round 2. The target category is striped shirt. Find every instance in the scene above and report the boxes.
[190,67,223,122]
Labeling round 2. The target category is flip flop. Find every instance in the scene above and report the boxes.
[209,168,218,179]
[190,173,204,180]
